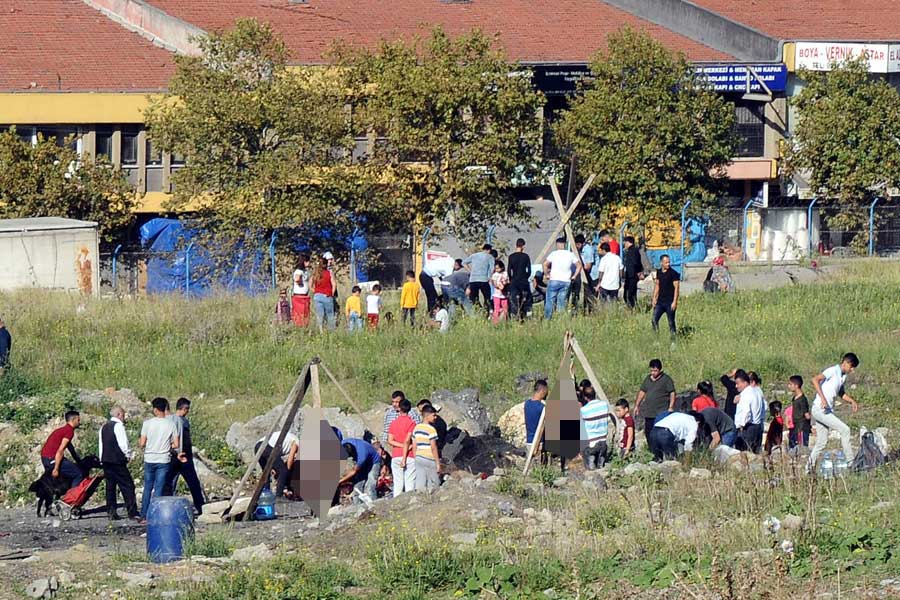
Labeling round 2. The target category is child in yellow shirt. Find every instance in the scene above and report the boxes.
[400,270,420,327]
[345,285,363,332]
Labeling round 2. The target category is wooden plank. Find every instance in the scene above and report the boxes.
[534,174,595,262]
[226,363,311,512]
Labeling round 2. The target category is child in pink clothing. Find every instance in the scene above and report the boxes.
[491,260,509,324]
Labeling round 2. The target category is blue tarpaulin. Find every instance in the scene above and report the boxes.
[139,219,370,295]
[139,218,268,296]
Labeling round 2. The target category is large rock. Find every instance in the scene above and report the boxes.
[227,405,371,465]
[430,389,493,436]
[498,402,527,447]
[77,388,146,419]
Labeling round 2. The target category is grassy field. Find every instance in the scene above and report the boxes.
[2,260,900,599]
[2,260,898,437]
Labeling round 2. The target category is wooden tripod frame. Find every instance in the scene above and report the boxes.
[522,331,615,475]
[225,357,368,521]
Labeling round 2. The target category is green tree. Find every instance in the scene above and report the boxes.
[555,28,736,226]
[0,129,134,241]
[334,27,545,240]
[145,19,385,253]
[785,57,900,253]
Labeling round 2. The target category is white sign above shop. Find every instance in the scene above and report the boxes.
[794,42,900,73]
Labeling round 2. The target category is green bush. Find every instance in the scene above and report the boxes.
[578,502,627,534]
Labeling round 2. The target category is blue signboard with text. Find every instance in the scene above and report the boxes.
[694,63,787,93]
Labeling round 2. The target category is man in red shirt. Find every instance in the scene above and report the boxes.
[40,411,84,487]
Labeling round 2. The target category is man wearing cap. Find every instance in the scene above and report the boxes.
[0,316,10,377]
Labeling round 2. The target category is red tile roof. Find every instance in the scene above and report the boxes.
[691,0,900,41]
[145,0,732,63]
[0,0,175,92]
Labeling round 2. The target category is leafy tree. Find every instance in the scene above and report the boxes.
[145,19,386,255]
[785,57,900,252]
[333,27,545,240]
[0,129,134,241]
[555,28,736,226]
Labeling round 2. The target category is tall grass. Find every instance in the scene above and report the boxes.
[1,261,898,438]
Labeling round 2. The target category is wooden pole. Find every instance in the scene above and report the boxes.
[230,360,313,521]
[523,332,573,475]
[535,174,596,262]
[227,363,311,513]
[550,181,589,286]
[310,360,322,409]
[319,361,368,420]
[569,336,618,446]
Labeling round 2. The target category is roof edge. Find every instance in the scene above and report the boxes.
[80,0,205,55]
[600,0,781,61]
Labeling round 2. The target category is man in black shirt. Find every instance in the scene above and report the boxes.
[651,254,680,339]
[720,369,739,421]
[701,407,737,448]
[507,238,532,320]
[163,398,205,514]
[621,236,643,308]
[634,359,676,447]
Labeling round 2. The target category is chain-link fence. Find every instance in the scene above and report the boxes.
[702,203,900,260]
[99,234,416,296]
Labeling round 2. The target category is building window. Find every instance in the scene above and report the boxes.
[96,127,113,160]
[732,100,765,158]
[121,126,140,165]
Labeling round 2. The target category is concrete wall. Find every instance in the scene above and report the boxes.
[82,0,204,55]
[0,228,100,294]
[602,0,780,61]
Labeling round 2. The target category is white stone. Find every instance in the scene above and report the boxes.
[689,468,711,480]
[116,571,155,588]
[231,544,269,563]
[782,514,804,530]
[25,579,50,599]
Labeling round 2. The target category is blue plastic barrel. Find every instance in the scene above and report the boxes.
[147,496,194,563]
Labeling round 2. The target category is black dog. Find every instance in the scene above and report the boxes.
[28,455,103,517]
[29,472,71,517]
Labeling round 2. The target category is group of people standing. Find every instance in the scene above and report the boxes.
[38,396,204,523]
[432,233,683,338]
[522,353,862,473]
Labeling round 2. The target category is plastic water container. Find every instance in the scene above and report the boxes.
[254,489,277,521]
[147,496,194,563]
[834,451,849,477]
[819,452,834,480]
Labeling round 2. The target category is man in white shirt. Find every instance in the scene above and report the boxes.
[542,237,581,320]
[139,397,180,521]
[733,370,766,453]
[649,411,705,461]
[595,242,624,302]
[808,353,860,470]
[255,430,300,498]
[99,406,138,521]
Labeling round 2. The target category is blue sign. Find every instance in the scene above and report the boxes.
[695,63,787,93]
